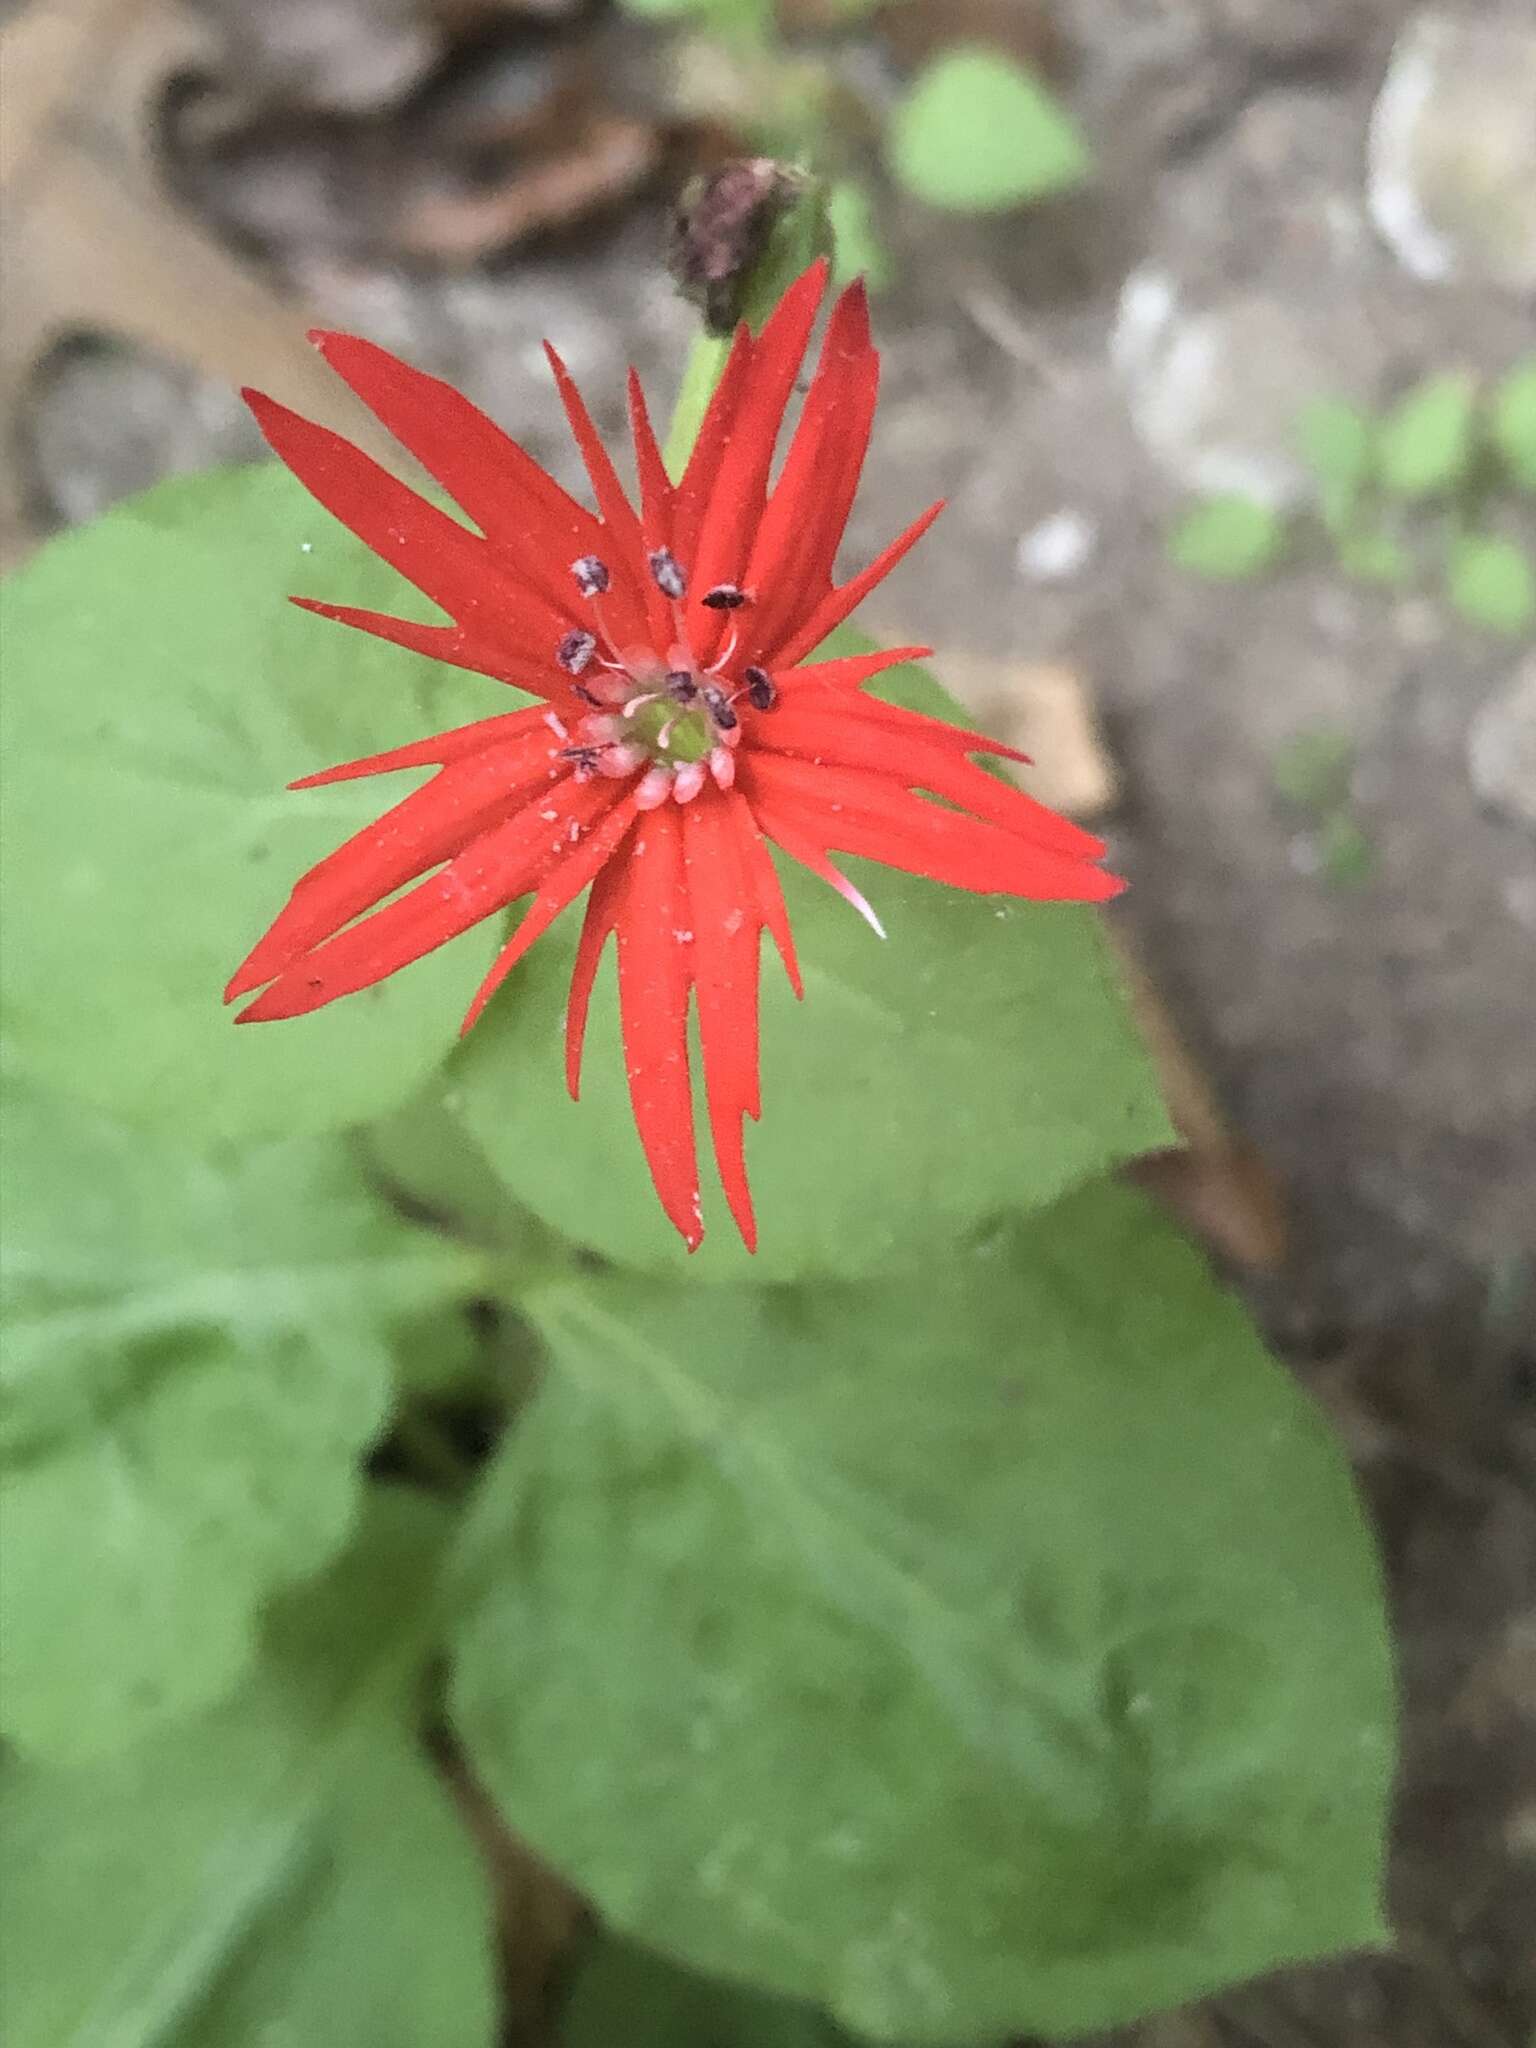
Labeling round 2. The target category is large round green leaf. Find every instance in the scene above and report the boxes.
[0,1493,495,2048]
[0,1072,478,1764]
[887,48,1092,214]
[0,465,497,1141]
[453,1181,1394,2041]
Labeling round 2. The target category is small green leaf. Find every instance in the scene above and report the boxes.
[1168,498,1288,580]
[1376,372,1478,499]
[1271,730,1355,812]
[0,1071,477,1764]
[1316,813,1376,891]
[888,48,1092,213]
[1490,357,1536,492]
[0,466,496,1144]
[454,1180,1394,2042]
[1296,399,1375,535]
[452,648,1170,1284]
[1337,530,1413,587]
[0,1493,496,2048]
[1447,533,1536,635]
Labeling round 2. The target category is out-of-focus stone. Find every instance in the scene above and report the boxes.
[1468,656,1536,835]
[25,336,265,529]
[928,652,1121,820]
[1368,11,1536,295]
[192,0,441,114]
[1112,267,1363,506]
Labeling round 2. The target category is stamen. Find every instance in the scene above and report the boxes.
[556,628,597,676]
[708,744,736,791]
[597,741,646,778]
[648,548,687,600]
[666,670,699,704]
[672,761,707,804]
[571,682,603,708]
[700,684,738,731]
[744,666,777,712]
[635,766,672,810]
[559,743,600,780]
[705,626,739,676]
[622,690,664,719]
[571,555,610,597]
[701,583,747,610]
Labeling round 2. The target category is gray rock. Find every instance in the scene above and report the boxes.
[191,0,440,115]
[1468,656,1536,834]
[1369,10,1536,295]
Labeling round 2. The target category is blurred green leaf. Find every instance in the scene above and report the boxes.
[1271,730,1355,812]
[887,48,1092,213]
[1376,372,1477,499]
[1446,533,1536,635]
[1316,814,1376,891]
[1337,530,1413,587]
[1490,356,1536,492]
[0,1071,477,1765]
[1168,498,1288,580]
[1297,398,1375,535]
[0,1492,495,2048]
[0,466,494,1145]
[452,647,1169,1284]
[454,1179,1394,2042]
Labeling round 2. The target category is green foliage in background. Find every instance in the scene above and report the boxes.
[1168,355,1536,638]
[886,47,1093,214]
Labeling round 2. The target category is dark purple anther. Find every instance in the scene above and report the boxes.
[571,555,610,597]
[666,670,699,703]
[701,683,738,731]
[648,548,687,600]
[556,628,597,675]
[701,583,747,610]
[744,666,777,711]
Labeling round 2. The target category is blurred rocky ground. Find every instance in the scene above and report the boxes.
[4,0,1533,2041]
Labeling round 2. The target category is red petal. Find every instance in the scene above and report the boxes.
[235,775,613,1021]
[682,796,762,1248]
[773,644,934,701]
[627,368,677,646]
[742,281,879,661]
[543,344,651,647]
[308,331,597,617]
[290,599,558,699]
[755,702,1103,861]
[723,788,801,1000]
[765,498,945,670]
[244,390,564,654]
[287,705,551,789]
[227,730,562,1000]
[461,795,638,1034]
[612,807,703,1250]
[685,261,829,656]
[670,325,753,566]
[744,754,1122,902]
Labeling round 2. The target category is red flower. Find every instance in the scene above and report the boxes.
[227,261,1119,1251]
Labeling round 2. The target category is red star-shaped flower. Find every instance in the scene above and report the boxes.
[227,261,1119,1251]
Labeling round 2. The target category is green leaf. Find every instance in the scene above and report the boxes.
[563,1936,890,2048]
[1270,730,1355,812]
[1446,533,1536,635]
[1316,813,1376,891]
[1376,372,1478,499]
[1167,498,1288,580]
[452,651,1169,1283]
[0,465,496,1144]
[1337,529,1413,587]
[887,48,1092,214]
[1296,399,1375,535]
[453,1180,1394,2042]
[1490,357,1536,492]
[0,1071,478,1764]
[0,1491,496,2048]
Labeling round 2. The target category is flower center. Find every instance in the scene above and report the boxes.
[550,549,776,808]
